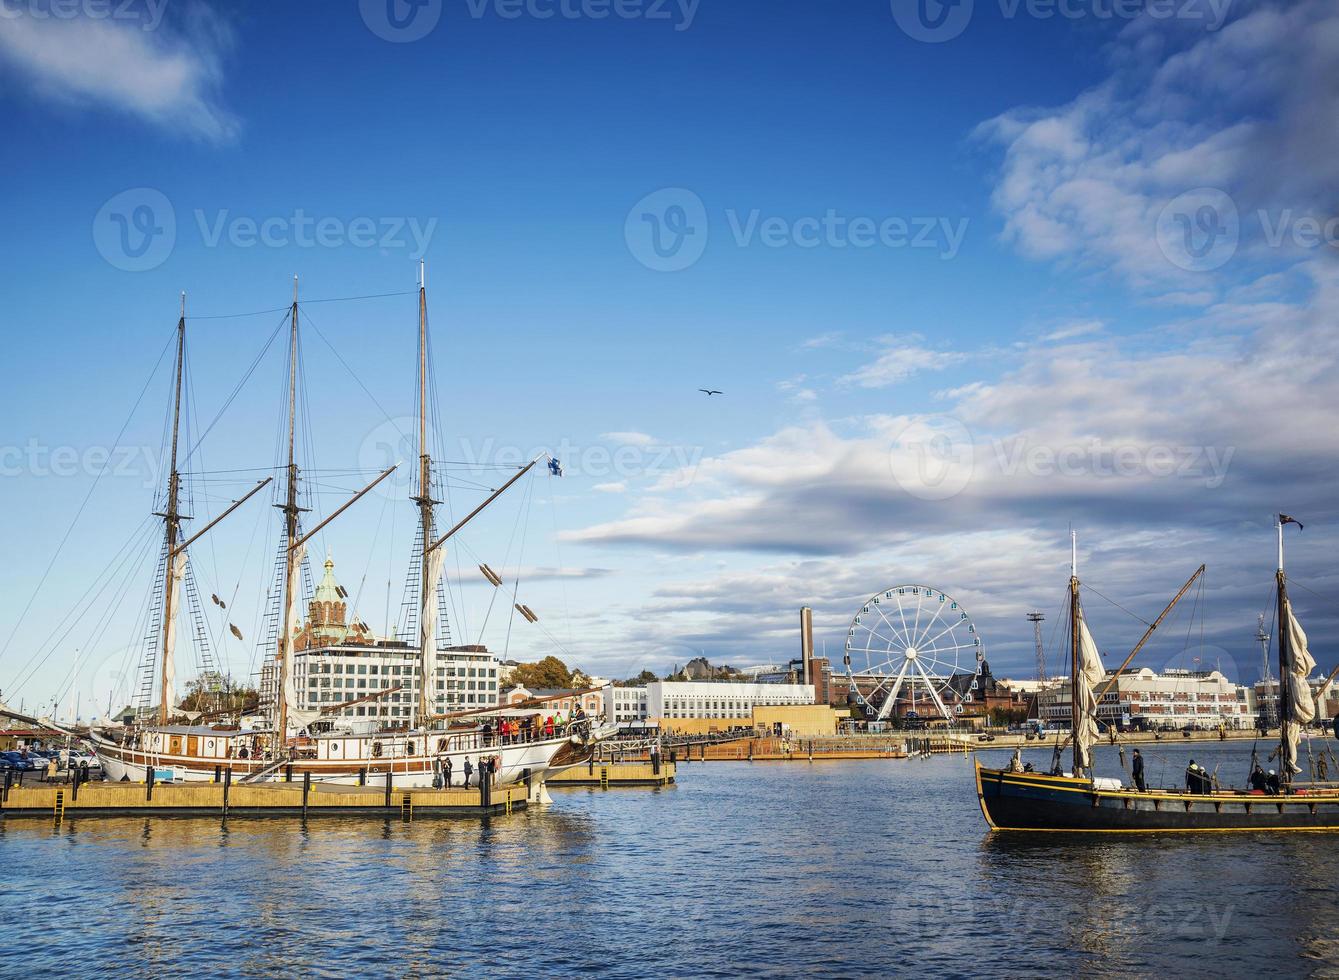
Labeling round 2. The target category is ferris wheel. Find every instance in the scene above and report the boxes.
[843,584,983,724]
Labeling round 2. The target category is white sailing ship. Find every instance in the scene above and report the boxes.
[90,270,610,792]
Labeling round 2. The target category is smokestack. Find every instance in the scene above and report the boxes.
[800,606,814,686]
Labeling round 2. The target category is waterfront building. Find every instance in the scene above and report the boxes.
[649,680,815,723]
[258,556,500,723]
[1252,678,1338,729]
[1034,667,1256,731]
[605,685,650,727]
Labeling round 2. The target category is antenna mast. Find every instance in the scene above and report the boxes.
[1027,611,1046,683]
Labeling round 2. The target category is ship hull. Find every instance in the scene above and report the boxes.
[976,762,1339,832]
[90,729,593,789]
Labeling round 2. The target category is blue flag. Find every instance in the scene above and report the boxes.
[548,458,563,477]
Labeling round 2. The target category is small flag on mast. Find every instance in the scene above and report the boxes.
[1280,514,1304,530]
[548,457,563,477]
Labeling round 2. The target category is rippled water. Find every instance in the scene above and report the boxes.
[5,742,1339,978]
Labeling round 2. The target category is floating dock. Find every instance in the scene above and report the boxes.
[548,761,676,787]
[0,777,526,822]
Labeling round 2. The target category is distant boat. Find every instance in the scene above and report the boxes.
[975,523,1339,832]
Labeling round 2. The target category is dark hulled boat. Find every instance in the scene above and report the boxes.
[976,520,1339,833]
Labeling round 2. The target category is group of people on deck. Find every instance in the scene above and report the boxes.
[479,705,586,747]
[1249,762,1283,795]
[437,754,499,789]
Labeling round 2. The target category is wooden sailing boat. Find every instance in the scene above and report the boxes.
[976,523,1339,832]
[91,272,609,791]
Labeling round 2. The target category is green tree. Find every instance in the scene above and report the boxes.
[510,656,574,690]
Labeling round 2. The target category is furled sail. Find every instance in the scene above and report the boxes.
[1281,594,1316,775]
[281,542,321,731]
[163,550,188,713]
[1074,608,1106,772]
[419,546,447,716]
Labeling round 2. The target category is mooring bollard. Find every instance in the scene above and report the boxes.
[480,771,491,808]
[213,765,221,783]
[70,766,81,802]
[146,766,156,802]
[3,769,12,802]
[302,771,311,818]
[285,763,293,783]
[223,767,232,816]
[359,767,367,786]
[384,770,393,808]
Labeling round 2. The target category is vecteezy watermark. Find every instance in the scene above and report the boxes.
[888,418,1236,501]
[991,437,1235,488]
[625,188,710,272]
[0,0,168,31]
[357,418,703,497]
[888,416,976,501]
[93,187,176,272]
[1155,189,1339,273]
[359,0,700,41]
[626,188,969,271]
[93,188,438,271]
[1155,187,1239,272]
[890,0,1231,42]
[0,440,164,488]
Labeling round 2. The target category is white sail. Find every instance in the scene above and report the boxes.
[163,550,188,712]
[281,542,321,731]
[419,546,447,719]
[1281,594,1316,775]
[1074,609,1106,772]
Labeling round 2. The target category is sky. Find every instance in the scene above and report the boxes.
[1,0,1337,717]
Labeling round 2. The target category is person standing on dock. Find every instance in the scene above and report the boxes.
[444,757,453,787]
[1132,749,1146,792]
[463,757,474,788]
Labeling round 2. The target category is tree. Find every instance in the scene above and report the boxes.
[178,672,257,715]
[617,670,658,687]
[509,656,574,690]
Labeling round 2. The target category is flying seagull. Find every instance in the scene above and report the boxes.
[699,389,723,396]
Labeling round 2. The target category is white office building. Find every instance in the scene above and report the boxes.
[648,680,815,721]
[259,556,499,723]
[605,686,651,727]
[1035,667,1255,731]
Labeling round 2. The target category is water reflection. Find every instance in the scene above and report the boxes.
[3,752,1338,976]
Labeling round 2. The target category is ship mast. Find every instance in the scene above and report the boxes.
[414,261,436,726]
[276,276,301,740]
[157,293,187,726]
[1069,530,1082,777]
[1276,518,1290,786]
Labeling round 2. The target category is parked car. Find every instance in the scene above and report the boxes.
[0,751,39,772]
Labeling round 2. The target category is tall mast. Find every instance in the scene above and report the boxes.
[1069,531,1082,776]
[415,261,435,726]
[1276,518,1290,785]
[277,276,301,740]
[157,293,187,725]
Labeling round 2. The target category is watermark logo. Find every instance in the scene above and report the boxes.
[92,187,176,272]
[0,0,167,31]
[625,188,709,272]
[991,437,1234,488]
[359,0,443,42]
[626,189,968,271]
[0,439,164,489]
[1155,187,1239,272]
[890,0,974,42]
[889,416,975,501]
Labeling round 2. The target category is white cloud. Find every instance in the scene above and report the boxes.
[600,431,656,447]
[592,482,627,494]
[975,0,1339,294]
[839,340,966,388]
[0,2,236,142]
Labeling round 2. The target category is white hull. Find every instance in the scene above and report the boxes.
[90,727,596,789]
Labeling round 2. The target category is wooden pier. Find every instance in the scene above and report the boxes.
[549,761,676,787]
[0,777,526,822]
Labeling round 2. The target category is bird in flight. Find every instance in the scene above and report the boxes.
[699,389,723,396]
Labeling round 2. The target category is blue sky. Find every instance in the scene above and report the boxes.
[1,0,1336,716]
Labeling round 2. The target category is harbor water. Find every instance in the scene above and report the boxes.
[5,742,1338,978]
